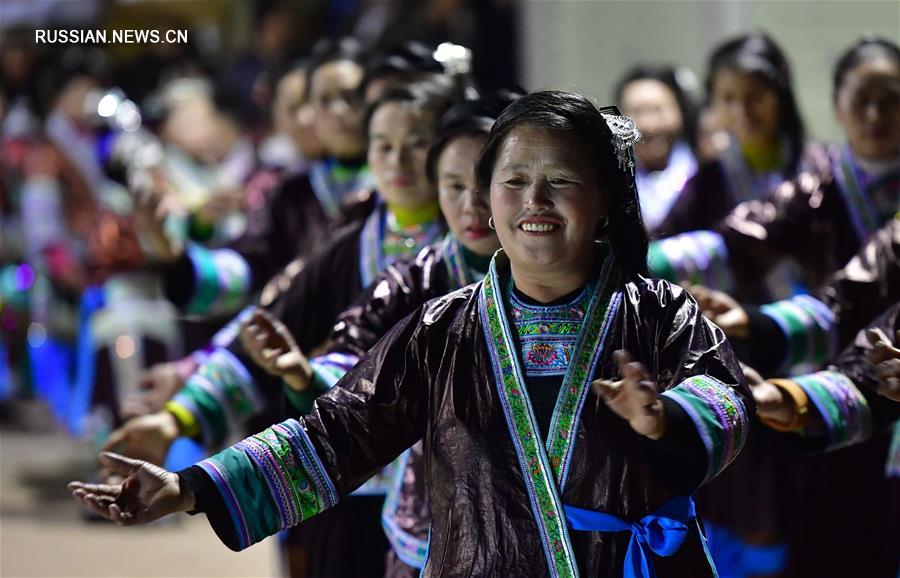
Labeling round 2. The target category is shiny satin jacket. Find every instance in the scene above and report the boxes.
[188,251,752,577]
[309,237,480,574]
[161,169,375,318]
[649,146,898,304]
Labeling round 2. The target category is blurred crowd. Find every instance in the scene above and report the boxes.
[1,1,899,577]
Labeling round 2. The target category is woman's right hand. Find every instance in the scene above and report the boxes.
[135,185,186,262]
[686,284,750,339]
[101,411,181,467]
[120,359,195,419]
[69,452,194,526]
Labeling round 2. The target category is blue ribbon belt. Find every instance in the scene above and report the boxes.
[564,496,696,578]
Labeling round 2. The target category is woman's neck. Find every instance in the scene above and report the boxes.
[386,200,441,228]
[742,139,782,173]
[459,241,494,275]
[851,147,900,178]
[509,261,591,304]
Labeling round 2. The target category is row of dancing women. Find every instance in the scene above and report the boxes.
[51,30,900,578]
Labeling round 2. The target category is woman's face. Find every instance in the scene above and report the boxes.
[368,102,437,209]
[437,134,499,256]
[275,71,325,159]
[835,56,900,162]
[711,68,782,148]
[489,124,606,275]
[311,60,366,160]
[620,79,684,170]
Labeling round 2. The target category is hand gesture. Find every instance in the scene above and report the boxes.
[866,328,900,402]
[68,452,194,526]
[134,185,185,262]
[686,284,750,339]
[102,411,181,467]
[240,309,312,391]
[741,362,798,425]
[195,187,245,224]
[592,350,667,440]
[120,359,193,419]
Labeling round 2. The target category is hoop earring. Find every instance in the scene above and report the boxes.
[488,216,496,230]
[598,216,609,230]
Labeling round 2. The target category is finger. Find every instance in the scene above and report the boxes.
[592,379,624,402]
[686,284,712,308]
[137,373,155,391]
[614,350,651,382]
[612,350,634,376]
[67,482,121,497]
[868,328,892,348]
[109,503,128,526]
[274,351,304,371]
[83,495,115,520]
[101,427,129,453]
[261,348,283,363]
[98,452,144,477]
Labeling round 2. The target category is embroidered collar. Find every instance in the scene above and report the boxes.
[833,145,895,243]
[359,202,444,287]
[479,247,622,578]
[309,159,374,219]
[507,282,590,378]
[440,234,488,288]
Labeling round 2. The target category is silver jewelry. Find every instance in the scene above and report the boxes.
[600,113,642,175]
[598,215,609,229]
[488,216,495,230]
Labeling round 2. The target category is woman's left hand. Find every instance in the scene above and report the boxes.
[593,350,667,440]
[866,328,900,402]
[239,309,313,391]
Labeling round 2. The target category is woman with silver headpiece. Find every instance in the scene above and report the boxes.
[69,91,752,578]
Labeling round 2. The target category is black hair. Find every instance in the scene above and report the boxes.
[271,57,312,104]
[364,76,462,137]
[33,46,110,119]
[832,36,900,101]
[706,32,806,175]
[363,41,481,100]
[306,37,366,80]
[364,41,444,88]
[426,90,522,183]
[614,64,700,150]
[475,90,649,277]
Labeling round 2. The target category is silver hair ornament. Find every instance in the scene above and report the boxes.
[600,113,642,175]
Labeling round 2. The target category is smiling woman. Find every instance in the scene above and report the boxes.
[69,91,752,578]
[476,91,649,302]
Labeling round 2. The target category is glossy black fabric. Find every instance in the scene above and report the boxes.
[328,241,462,359]
[655,144,828,239]
[222,213,376,402]
[296,266,750,577]
[704,223,900,576]
[741,217,900,375]
[324,243,707,577]
[163,172,375,310]
[783,303,900,578]
[717,151,875,298]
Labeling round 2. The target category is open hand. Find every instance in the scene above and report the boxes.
[102,411,181,467]
[741,362,797,424]
[866,328,900,402]
[592,350,667,440]
[239,309,312,391]
[120,358,196,419]
[68,452,193,526]
[687,284,750,339]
